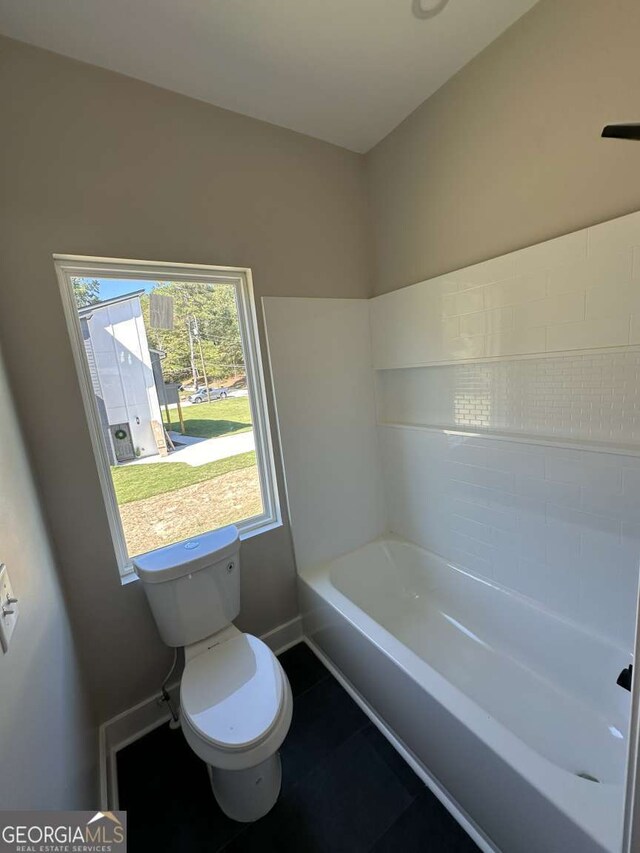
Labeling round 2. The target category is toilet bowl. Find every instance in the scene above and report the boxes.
[133,525,293,822]
[180,626,293,821]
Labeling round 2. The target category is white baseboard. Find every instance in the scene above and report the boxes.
[99,680,180,809]
[99,616,304,808]
[303,637,499,853]
[259,615,303,655]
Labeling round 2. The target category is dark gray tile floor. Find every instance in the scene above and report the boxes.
[117,643,478,852]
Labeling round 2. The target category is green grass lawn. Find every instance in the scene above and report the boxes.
[112,451,257,504]
[111,396,255,505]
[169,396,252,439]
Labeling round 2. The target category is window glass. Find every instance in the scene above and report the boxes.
[70,275,266,559]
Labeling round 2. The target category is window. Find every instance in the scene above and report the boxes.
[54,256,280,581]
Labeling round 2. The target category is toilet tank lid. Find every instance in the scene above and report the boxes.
[132,525,240,584]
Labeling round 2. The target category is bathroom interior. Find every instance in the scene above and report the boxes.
[2,1,640,851]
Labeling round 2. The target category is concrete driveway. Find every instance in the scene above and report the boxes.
[124,429,255,468]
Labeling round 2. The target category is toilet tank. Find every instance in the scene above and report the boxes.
[132,525,241,647]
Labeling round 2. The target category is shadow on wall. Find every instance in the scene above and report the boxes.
[0,342,97,809]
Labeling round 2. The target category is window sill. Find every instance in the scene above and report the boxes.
[118,518,283,586]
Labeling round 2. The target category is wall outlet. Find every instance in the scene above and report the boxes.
[0,564,19,652]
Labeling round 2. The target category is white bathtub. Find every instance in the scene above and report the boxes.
[298,536,629,853]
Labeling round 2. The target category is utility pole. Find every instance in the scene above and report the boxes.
[193,317,210,400]
[187,317,198,388]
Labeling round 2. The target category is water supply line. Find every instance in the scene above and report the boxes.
[161,647,183,728]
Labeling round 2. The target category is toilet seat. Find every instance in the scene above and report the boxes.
[181,633,287,753]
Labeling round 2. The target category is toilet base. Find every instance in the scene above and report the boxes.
[208,752,282,822]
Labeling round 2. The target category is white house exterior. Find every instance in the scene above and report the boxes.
[79,291,163,463]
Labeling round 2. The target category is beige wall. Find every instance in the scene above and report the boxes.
[0,35,372,721]
[366,0,640,295]
[0,344,96,808]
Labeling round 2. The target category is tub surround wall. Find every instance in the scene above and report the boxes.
[376,352,640,446]
[263,211,640,650]
[369,211,640,649]
[261,211,640,852]
[378,427,639,648]
[262,298,386,570]
[370,211,640,368]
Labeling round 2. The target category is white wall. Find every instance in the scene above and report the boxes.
[263,297,386,570]
[0,347,96,809]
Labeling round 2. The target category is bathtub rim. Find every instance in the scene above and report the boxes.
[307,532,630,657]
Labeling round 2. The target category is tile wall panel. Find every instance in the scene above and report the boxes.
[371,212,640,648]
[376,351,640,444]
[371,210,640,368]
[379,426,640,648]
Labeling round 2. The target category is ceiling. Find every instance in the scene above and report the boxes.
[0,0,538,152]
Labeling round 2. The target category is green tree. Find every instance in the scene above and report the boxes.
[141,282,245,385]
[71,277,100,307]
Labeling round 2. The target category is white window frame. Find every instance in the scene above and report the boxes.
[54,254,281,582]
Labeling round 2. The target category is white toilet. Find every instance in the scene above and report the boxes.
[133,525,293,823]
